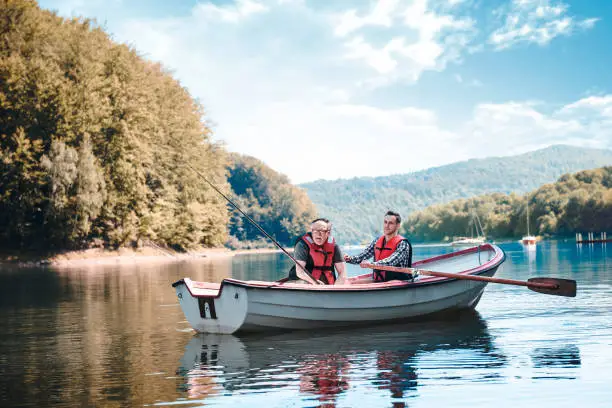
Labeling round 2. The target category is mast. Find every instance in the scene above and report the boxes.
[474,211,485,237]
[526,202,530,236]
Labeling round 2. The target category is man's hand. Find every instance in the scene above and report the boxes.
[295,263,321,285]
[343,254,351,262]
[360,261,374,269]
[335,275,351,285]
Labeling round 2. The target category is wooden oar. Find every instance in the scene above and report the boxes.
[360,263,577,297]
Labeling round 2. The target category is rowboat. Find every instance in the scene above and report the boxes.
[172,244,506,334]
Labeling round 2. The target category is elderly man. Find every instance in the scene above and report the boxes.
[289,218,349,285]
[344,210,414,282]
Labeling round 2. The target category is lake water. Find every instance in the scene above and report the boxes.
[0,240,610,407]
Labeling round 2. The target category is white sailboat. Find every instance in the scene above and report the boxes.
[451,211,486,247]
[521,202,537,246]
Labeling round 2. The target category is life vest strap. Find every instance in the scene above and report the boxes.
[312,265,334,271]
[311,269,336,284]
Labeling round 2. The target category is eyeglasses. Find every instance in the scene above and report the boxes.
[312,229,330,234]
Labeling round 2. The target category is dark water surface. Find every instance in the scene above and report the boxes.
[1,241,610,407]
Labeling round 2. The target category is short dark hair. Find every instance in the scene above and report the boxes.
[385,210,401,224]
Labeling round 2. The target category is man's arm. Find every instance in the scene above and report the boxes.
[295,260,319,285]
[331,244,350,285]
[293,241,320,285]
[372,240,411,267]
[344,239,376,264]
[334,261,350,285]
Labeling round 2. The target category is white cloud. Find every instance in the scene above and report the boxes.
[489,0,598,50]
[334,0,400,37]
[463,97,612,157]
[329,103,440,130]
[560,95,612,116]
[195,0,268,23]
[334,0,476,84]
[216,101,463,183]
[454,73,483,87]
[555,96,612,147]
[343,36,400,74]
[578,17,599,30]
[467,102,578,149]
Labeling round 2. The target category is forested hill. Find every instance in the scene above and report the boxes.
[300,145,612,244]
[403,166,612,242]
[226,153,316,249]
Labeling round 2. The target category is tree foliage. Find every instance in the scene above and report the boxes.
[402,167,612,242]
[226,153,317,248]
[0,0,228,250]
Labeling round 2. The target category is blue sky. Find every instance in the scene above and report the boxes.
[39,0,612,183]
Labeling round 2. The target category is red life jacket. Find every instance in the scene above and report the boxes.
[373,235,406,282]
[300,233,337,284]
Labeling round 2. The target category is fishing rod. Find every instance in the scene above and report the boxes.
[185,164,320,285]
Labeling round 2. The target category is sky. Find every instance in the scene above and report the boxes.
[38,0,612,184]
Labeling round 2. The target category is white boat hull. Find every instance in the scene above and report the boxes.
[521,235,537,245]
[173,244,505,334]
[451,237,486,246]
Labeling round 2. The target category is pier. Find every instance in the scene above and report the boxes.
[576,232,611,243]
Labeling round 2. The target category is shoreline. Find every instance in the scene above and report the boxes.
[1,246,290,268]
[3,238,565,268]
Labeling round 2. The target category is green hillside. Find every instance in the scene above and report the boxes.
[301,145,612,244]
[226,153,316,249]
[403,166,612,242]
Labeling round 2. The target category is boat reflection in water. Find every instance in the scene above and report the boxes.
[297,353,350,406]
[178,311,506,406]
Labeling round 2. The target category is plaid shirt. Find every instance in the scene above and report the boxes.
[345,237,412,267]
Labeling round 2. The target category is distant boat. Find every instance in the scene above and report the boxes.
[521,235,537,245]
[521,201,537,246]
[451,237,486,247]
[451,211,486,247]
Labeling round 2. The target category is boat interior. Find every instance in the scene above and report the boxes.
[182,244,502,296]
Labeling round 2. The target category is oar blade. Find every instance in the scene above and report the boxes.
[528,278,577,298]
